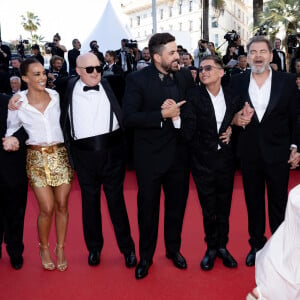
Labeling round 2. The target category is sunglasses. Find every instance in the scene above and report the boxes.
[78,66,102,74]
[53,39,59,42]
[199,65,222,73]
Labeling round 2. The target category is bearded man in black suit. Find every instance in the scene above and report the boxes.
[123,33,194,279]
[231,36,300,267]
[55,52,136,268]
[0,93,28,270]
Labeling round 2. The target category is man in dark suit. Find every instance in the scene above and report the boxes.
[231,36,300,267]
[102,50,124,78]
[123,33,194,279]
[0,93,28,269]
[270,38,286,72]
[56,52,136,268]
[181,55,238,271]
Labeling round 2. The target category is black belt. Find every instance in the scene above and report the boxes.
[71,129,123,151]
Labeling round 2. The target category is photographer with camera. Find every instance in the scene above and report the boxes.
[31,44,44,66]
[0,40,11,70]
[288,34,300,73]
[193,39,211,68]
[89,40,104,65]
[47,33,67,71]
[115,38,139,76]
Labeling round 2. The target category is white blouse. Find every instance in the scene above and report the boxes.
[6,88,64,146]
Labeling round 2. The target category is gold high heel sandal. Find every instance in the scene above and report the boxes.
[54,244,68,272]
[39,243,55,271]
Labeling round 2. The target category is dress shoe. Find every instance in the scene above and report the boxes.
[200,249,217,271]
[135,259,152,279]
[217,248,237,268]
[166,251,187,269]
[10,255,23,270]
[88,250,100,266]
[124,250,137,268]
[246,248,259,267]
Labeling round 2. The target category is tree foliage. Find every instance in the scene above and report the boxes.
[21,11,41,44]
[257,0,300,46]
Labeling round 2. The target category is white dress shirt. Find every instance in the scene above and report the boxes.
[207,87,226,133]
[276,50,284,70]
[71,79,119,139]
[207,87,226,150]
[249,68,272,122]
[5,89,64,146]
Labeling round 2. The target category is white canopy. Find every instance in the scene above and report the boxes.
[81,0,132,54]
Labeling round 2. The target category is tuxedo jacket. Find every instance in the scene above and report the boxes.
[231,70,300,164]
[0,94,27,186]
[181,84,236,165]
[122,64,194,174]
[271,49,287,72]
[56,76,124,167]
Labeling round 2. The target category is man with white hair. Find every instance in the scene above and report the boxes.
[9,76,21,94]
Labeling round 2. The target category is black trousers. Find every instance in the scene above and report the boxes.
[135,160,189,261]
[192,151,235,249]
[72,143,135,254]
[0,183,28,257]
[241,159,289,249]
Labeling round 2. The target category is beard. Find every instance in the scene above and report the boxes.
[161,59,180,73]
[250,62,269,74]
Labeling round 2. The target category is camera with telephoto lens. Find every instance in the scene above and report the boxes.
[287,34,300,54]
[91,44,99,52]
[125,39,138,49]
[45,42,55,48]
[224,30,239,42]
[17,38,29,58]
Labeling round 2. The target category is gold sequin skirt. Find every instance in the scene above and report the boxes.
[26,143,74,188]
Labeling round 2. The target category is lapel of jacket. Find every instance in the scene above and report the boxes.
[101,78,124,129]
[201,85,219,134]
[261,71,283,122]
[219,86,233,134]
[61,76,79,130]
[240,72,260,123]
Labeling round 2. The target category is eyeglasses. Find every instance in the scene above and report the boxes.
[199,65,222,73]
[78,66,102,74]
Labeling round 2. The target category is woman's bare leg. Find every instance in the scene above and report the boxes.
[32,185,55,269]
[54,183,72,271]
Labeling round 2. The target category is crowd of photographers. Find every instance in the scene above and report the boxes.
[1,31,300,96]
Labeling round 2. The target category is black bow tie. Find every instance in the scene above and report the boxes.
[83,85,99,92]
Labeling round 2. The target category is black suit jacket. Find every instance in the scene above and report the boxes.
[231,70,300,164]
[57,76,123,168]
[0,94,27,186]
[271,49,286,72]
[182,84,236,158]
[122,64,194,174]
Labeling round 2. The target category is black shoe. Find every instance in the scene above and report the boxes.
[217,248,238,268]
[10,255,23,270]
[166,251,187,269]
[200,249,217,271]
[246,248,259,267]
[88,250,100,266]
[124,250,137,268]
[135,259,152,279]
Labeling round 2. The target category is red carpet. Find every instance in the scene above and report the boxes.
[0,170,299,300]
